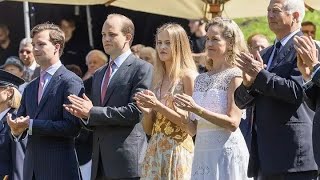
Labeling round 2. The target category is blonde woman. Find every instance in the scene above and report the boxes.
[134,23,198,179]
[174,17,252,180]
[0,69,24,180]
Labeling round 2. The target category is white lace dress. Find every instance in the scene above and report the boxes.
[191,68,252,180]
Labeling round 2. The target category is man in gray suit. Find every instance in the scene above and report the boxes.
[65,14,153,180]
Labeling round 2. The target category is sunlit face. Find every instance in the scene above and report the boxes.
[0,87,13,105]
[156,30,172,62]
[4,65,23,78]
[101,17,130,59]
[19,43,35,67]
[32,30,58,67]
[267,0,294,34]
[206,25,227,60]
[86,53,106,73]
[302,25,316,40]
[139,50,154,65]
[249,35,269,53]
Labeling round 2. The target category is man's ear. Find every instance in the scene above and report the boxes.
[54,44,61,54]
[292,11,300,23]
[126,33,133,43]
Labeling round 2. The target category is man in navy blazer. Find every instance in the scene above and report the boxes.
[293,35,320,168]
[234,0,318,179]
[7,23,84,180]
[65,14,153,180]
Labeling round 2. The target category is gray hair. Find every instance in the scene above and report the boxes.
[283,0,305,24]
[19,38,32,48]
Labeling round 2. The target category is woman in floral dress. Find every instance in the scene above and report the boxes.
[134,23,198,180]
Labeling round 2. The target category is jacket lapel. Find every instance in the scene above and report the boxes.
[35,66,65,117]
[102,54,134,106]
[268,31,302,72]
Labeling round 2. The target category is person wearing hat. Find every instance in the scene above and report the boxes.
[1,56,28,93]
[0,69,25,180]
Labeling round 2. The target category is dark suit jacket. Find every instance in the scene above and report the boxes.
[87,54,153,179]
[18,65,84,180]
[234,31,318,177]
[302,44,320,168]
[0,109,15,178]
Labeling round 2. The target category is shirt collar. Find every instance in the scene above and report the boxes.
[41,61,62,76]
[110,50,132,68]
[275,28,300,47]
[24,60,38,71]
[0,108,11,121]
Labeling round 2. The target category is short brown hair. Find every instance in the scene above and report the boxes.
[31,22,65,57]
[107,14,135,45]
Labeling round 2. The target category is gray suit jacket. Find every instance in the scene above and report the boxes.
[234,31,317,177]
[88,54,153,179]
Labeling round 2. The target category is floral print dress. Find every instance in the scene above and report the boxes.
[141,81,194,180]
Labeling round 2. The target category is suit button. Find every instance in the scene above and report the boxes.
[97,137,100,142]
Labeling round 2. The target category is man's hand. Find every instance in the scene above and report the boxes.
[235,51,265,88]
[63,93,93,119]
[294,35,319,71]
[6,113,30,136]
[296,54,312,81]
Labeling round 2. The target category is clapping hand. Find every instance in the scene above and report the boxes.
[173,93,198,112]
[63,93,93,119]
[6,113,30,136]
[134,90,159,114]
[235,51,265,87]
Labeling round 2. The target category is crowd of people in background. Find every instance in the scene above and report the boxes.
[0,0,320,180]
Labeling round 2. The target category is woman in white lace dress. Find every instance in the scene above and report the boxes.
[174,17,252,180]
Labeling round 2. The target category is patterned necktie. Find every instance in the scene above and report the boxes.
[38,71,46,104]
[101,61,114,104]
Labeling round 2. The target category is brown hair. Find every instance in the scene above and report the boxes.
[107,14,135,45]
[205,17,248,69]
[31,22,65,57]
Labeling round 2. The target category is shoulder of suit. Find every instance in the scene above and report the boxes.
[260,45,273,56]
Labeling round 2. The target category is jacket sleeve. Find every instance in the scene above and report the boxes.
[249,67,304,106]
[31,76,84,137]
[234,83,256,109]
[88,63,153,127]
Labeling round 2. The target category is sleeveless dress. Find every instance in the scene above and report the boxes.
[191,68,252,180]
[141,80,194,180]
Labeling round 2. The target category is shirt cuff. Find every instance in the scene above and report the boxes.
[81,117,89,125]
[28,119,33,135]
[12,132,23,142]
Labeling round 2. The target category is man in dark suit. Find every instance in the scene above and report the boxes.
[7,23,83,180]
[234,0,318,179]
[293,35,320,167]
[65,14,153,180]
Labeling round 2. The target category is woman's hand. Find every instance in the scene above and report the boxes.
[173,93,199,112]
[134,90,160,113]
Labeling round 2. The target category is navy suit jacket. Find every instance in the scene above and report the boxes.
[234,31,318,177]
[0,108,15,178]
[18,65,84,180]
[302,44,320,168]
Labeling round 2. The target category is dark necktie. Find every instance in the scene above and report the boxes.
[269,42,282,70]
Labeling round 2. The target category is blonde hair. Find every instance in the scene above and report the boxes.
[205,17,248,70]
[7,87,22,109]
[85,49,108,64]
[139,46,156,64]
[153,23,197,90]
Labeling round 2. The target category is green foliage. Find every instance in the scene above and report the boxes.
[233,10,320,43]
